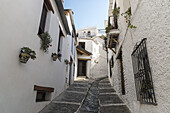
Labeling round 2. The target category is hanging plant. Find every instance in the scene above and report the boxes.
[39,32,52,52]
[121,7,137,29]
[112,7,120,17]
[19,47,36,63]
[105,24,114,33]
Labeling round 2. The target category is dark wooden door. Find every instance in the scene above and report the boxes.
[78,60,87,76]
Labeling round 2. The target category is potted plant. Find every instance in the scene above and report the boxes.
[51,53,62,61]
[64,59,69,65]
[51,53,58,61]
[19,47,36,63]
[113,7,120,17]
[39,32,52,52]
[57,53,62,58]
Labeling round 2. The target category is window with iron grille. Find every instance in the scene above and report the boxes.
[131,38,157,105]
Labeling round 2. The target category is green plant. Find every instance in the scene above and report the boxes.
[105,24,113,33]
[121,7,137,29]
[113,7,120,17]
[39,32,52,52]
[21,47,36,60]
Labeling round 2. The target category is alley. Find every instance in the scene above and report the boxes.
[39,77,131,113]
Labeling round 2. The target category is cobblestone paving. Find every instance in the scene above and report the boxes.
[39,77,131,113]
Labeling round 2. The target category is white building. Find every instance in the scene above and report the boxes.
[106,0,170,113]
[76,27,108,79]
[0,0,77,113]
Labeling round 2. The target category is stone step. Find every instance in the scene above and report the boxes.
[66,87,88,93]
[99,94,123,105]
[53,91,86,104]
[39,102,79,113]
[99,88,116,93]
[100,105,131,113]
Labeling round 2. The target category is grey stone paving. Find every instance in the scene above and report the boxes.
[39,77,131,113]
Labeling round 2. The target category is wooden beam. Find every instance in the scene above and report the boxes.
[109,48,116,54]
[76,48,91,56]
[34,85,54,92]
[78,58,91,61]
[111,38,119,44]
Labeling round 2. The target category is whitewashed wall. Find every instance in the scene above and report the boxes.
[108,0,170,113]
[0,0,76,113]
[77,37,108,79]
[77,27,99,38]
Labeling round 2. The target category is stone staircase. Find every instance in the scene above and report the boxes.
[39,77,131,113]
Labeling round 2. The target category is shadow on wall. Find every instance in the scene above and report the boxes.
[90,56,108,79]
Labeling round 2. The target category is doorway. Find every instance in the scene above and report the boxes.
[78,60,87,77]
[69,57,73,85]
[117,49,125,95]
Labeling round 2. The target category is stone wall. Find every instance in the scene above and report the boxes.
[109,0,170,113]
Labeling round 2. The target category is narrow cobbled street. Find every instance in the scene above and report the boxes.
[39,77,131,113]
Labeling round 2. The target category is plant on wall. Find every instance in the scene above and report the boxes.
[121,7,136,29]
[51,53,62,61]
[64,59,69,65]
[19,47,36,63]
[112,7,120,17]
[105,24,113,33]
[39,32,52,52]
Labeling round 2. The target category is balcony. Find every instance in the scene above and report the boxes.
[109,29,120,35]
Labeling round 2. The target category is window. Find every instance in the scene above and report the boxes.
[109,60,112,77]
[38,0,54,35]
[113,3,118,29]
[79,42,85,49]
[87,31,91,36]
[34,85,54,102]
[117,49,125,95]
[131,38,157,105]
[36,91,52,102]
[111,56,114,68]
[38,3,48,35]
[57,27,64,60]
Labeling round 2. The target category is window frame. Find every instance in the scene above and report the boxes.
[131,38,157,105]
[38,3,48,35]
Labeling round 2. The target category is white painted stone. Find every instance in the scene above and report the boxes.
[107,0,170,113]
[0,0,77,113]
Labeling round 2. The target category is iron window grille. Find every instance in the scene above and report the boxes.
[131,38,157,105]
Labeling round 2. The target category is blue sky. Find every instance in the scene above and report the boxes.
[64,0,109,30]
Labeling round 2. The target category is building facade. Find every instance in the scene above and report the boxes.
[0,0,77,113]
[106,0,170,113]
[76,27,108,79]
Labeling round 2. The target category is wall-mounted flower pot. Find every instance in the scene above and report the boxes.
[64,59,69,65]
[51,53,58,61]
[19,52,31,63]
[19,47,36,63]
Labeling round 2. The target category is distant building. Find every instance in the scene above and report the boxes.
[0,0,77,113]
[106,0,170,113]
[76,27,108,79]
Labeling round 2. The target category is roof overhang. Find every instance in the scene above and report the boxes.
[55,0,71,35]
[76,46,92,56]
